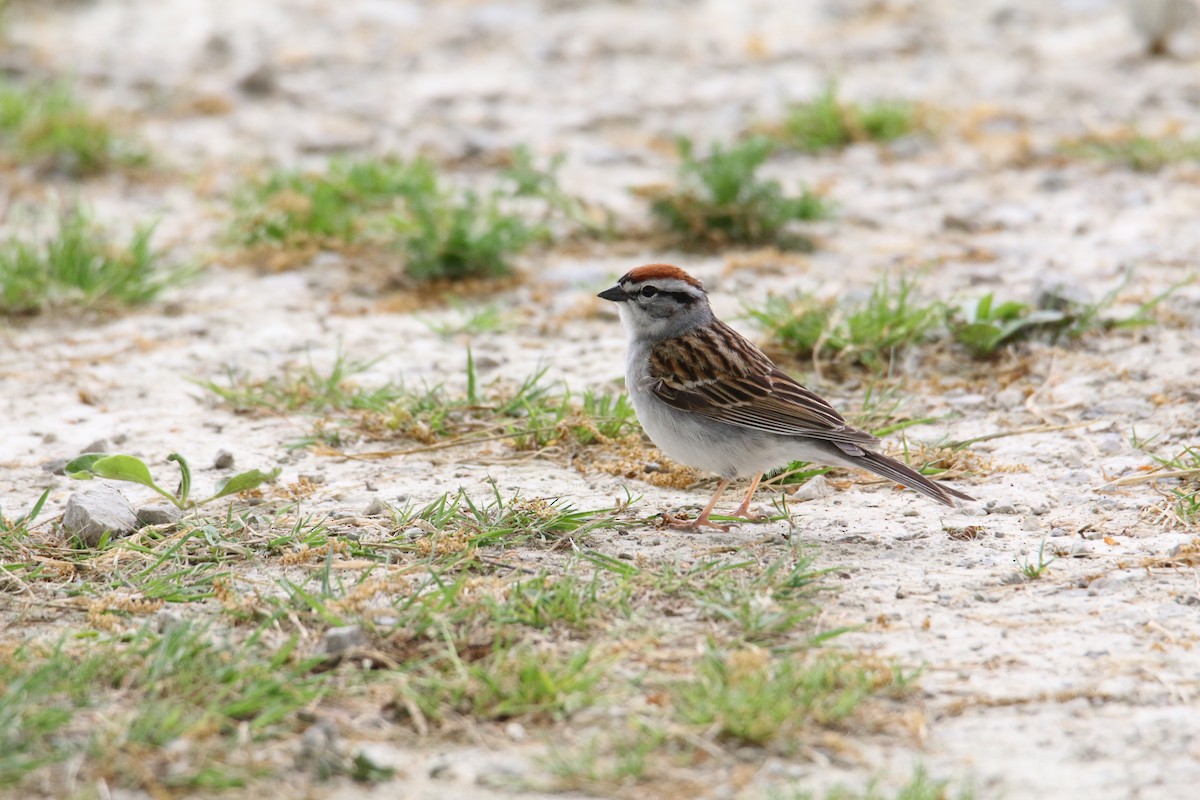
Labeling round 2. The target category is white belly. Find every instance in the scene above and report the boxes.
[628,378,835,480]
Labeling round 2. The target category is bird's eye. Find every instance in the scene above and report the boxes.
[639,286,658,298]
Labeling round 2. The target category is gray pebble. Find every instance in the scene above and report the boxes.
[213,450,235,469]
[62,485,139,547]
[361,497,388,516]
[789,474,832,502]
[1087,577,1125,595]
[136,503,183,527]
[43,457,68,475]
[296,718,342,774]
[1084,399,1153,419]
[151,608,186,633]
[320,625,368,657]
[82,439,109,455]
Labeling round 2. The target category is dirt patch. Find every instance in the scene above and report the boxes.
[3,1,1200,799]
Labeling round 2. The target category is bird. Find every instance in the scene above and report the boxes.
[597,263,974,530]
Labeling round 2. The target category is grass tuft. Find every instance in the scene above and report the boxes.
[232,156,545,280]
[398,643,602,725]
[672,648,916,752]
[1060,131,1200,171]
[1016,540,1056,580]
[773,83,922,153]
[648,136,828,250]
[0,209,188,315]
[750,271,1192,370]
[751,274,940,371]
[0,623,321,791]
[948,273,1193,357]
[232,157,428,246]
[0,79,145,175]
[394,166,543,282]
[203,349,640,455]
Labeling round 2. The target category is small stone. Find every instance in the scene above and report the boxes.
[948,393,987,408]
[988,502,1019,515]
[1050,526,1068,537]
[351,745,396,779]
[994,388,1024,408]
[82,439,109,455]
[943,213,980,232]
[136,503,183,527]
[617,551,634,560]
[320,625,368,658]
[1031,503,1050,516]
[213,450,235,469]
[238,63,277,96]
[151,608,186,633]
[1000,572,1026,585]
[789,474,832,502]
[62,485,139,547]
[296,718,342,775]
[361,497,388,517]
[1021,516,1041,531]
[504,722,527,741]
[1087,577,1125,595]
[43,457,68,475]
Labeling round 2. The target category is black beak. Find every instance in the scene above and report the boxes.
[598,284,628,302]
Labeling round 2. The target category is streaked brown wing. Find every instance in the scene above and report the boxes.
[645,321,880,448]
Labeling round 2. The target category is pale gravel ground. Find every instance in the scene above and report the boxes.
[3,1,1200,798]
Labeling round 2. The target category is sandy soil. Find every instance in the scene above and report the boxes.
[3,1,1200,798]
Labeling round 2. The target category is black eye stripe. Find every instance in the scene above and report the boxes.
[630,285,696,304]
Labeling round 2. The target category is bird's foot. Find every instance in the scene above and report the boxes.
[661,511,730,532]
[731,503,770,523]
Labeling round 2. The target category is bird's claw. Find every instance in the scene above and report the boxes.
[660,511,730,532]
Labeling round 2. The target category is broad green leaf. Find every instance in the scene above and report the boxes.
[65,453,183,506]
[64,453,108,478]
[89,455,158,489]
[208,467,281,501]
[954,322,1005,356]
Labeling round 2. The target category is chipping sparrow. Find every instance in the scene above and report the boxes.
[599,263,974,531]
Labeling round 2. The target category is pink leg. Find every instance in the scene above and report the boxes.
[664,480,731,531]
[732,472,767,521]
